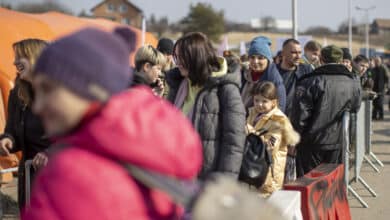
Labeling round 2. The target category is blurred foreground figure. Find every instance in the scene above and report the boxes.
[22,27,202,220]
[192,176,286,220]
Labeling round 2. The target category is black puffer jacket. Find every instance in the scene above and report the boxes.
[291,64,361,150]
[372,65,389,94]
[167,66,246,179]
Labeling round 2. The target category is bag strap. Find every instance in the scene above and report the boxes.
[122,163,199,210]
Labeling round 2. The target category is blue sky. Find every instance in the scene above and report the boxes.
[3,0,390,31]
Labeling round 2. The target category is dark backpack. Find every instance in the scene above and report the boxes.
[239,129,273,188]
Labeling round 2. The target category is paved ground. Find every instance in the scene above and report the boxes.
[350,111,390,220]
[1,111,390,220]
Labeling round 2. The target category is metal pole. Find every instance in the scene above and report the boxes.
[365,11,369,58]
[348,0,353,55]
[356,6,375,58]
[141,16,146,46]
[292,0,298,39]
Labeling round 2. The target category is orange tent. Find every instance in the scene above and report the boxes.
[0,7,157,121]
[0,8,157,178]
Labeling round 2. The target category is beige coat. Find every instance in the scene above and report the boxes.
[247,107,300,196]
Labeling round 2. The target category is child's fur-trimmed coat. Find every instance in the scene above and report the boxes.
[247,106,300,196]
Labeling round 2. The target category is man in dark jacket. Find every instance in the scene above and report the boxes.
[351,55,376,100]
[277,39,313,118]
[291,45,361,177]
[371,56,389,120]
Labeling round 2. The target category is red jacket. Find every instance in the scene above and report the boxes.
[22,87,202,220]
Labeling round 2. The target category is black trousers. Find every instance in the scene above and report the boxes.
[296,148,342,177]
[373,95,384,120]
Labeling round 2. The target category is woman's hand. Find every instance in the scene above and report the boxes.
[0,137,13,156]
[32,152,48,170]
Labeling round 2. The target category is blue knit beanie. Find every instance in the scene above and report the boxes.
[248,36,273,61]
[33,27,136,101]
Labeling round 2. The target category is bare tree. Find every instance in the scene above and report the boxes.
[261,16,276,31]
[147,14,170,37]
[0,3,12,9]
[15,2,72,15]
[305,26,334,35]
[338,18,357,34]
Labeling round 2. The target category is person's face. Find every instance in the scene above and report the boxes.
[282,43,302,67]
[32,74,91,137]
[305,49,321,64]
[253,94,277,114]
[249,55,268,72]
[355,61,369,76]
[14,56,33,82]
[174,47,189,77]
[273,55,282,65]
[143,63,162,84]
[165,54,173,64]
[342,59,352,72]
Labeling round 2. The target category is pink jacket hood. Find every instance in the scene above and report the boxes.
[65,87,202,178]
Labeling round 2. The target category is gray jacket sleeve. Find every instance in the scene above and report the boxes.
[217,84,246,178]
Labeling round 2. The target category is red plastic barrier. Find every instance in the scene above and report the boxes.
[284,164,351,220]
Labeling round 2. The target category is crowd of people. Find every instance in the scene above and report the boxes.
[0,26,388,219]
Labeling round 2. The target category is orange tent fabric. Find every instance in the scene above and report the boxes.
[0,7,157,116]
[0,8,157,174]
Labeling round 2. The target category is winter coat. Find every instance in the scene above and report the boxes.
[277,64,313,117]
[130,71,152,87]
[166,64,246,179]
[291,64,361,151]
[372,65,389,94]
[2,86,50,209]
[247,107,300,196]
[22,87,202,220]
[241,63,286,112]
[2,87,50,160]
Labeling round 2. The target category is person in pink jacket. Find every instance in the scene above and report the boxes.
[22,27,202,220]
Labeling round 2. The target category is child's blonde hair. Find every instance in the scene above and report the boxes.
[135,45,166,71]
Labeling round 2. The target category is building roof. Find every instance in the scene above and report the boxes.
[91,0,143,13]
[373,19,390,29]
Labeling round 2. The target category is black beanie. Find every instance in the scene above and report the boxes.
[341,48,352,61]
[157,38,174,55]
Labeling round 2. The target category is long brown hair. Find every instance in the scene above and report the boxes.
[173,32,220,86]
[13,39,48,106]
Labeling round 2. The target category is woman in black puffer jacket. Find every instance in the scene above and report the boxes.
[166,32,246,179]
